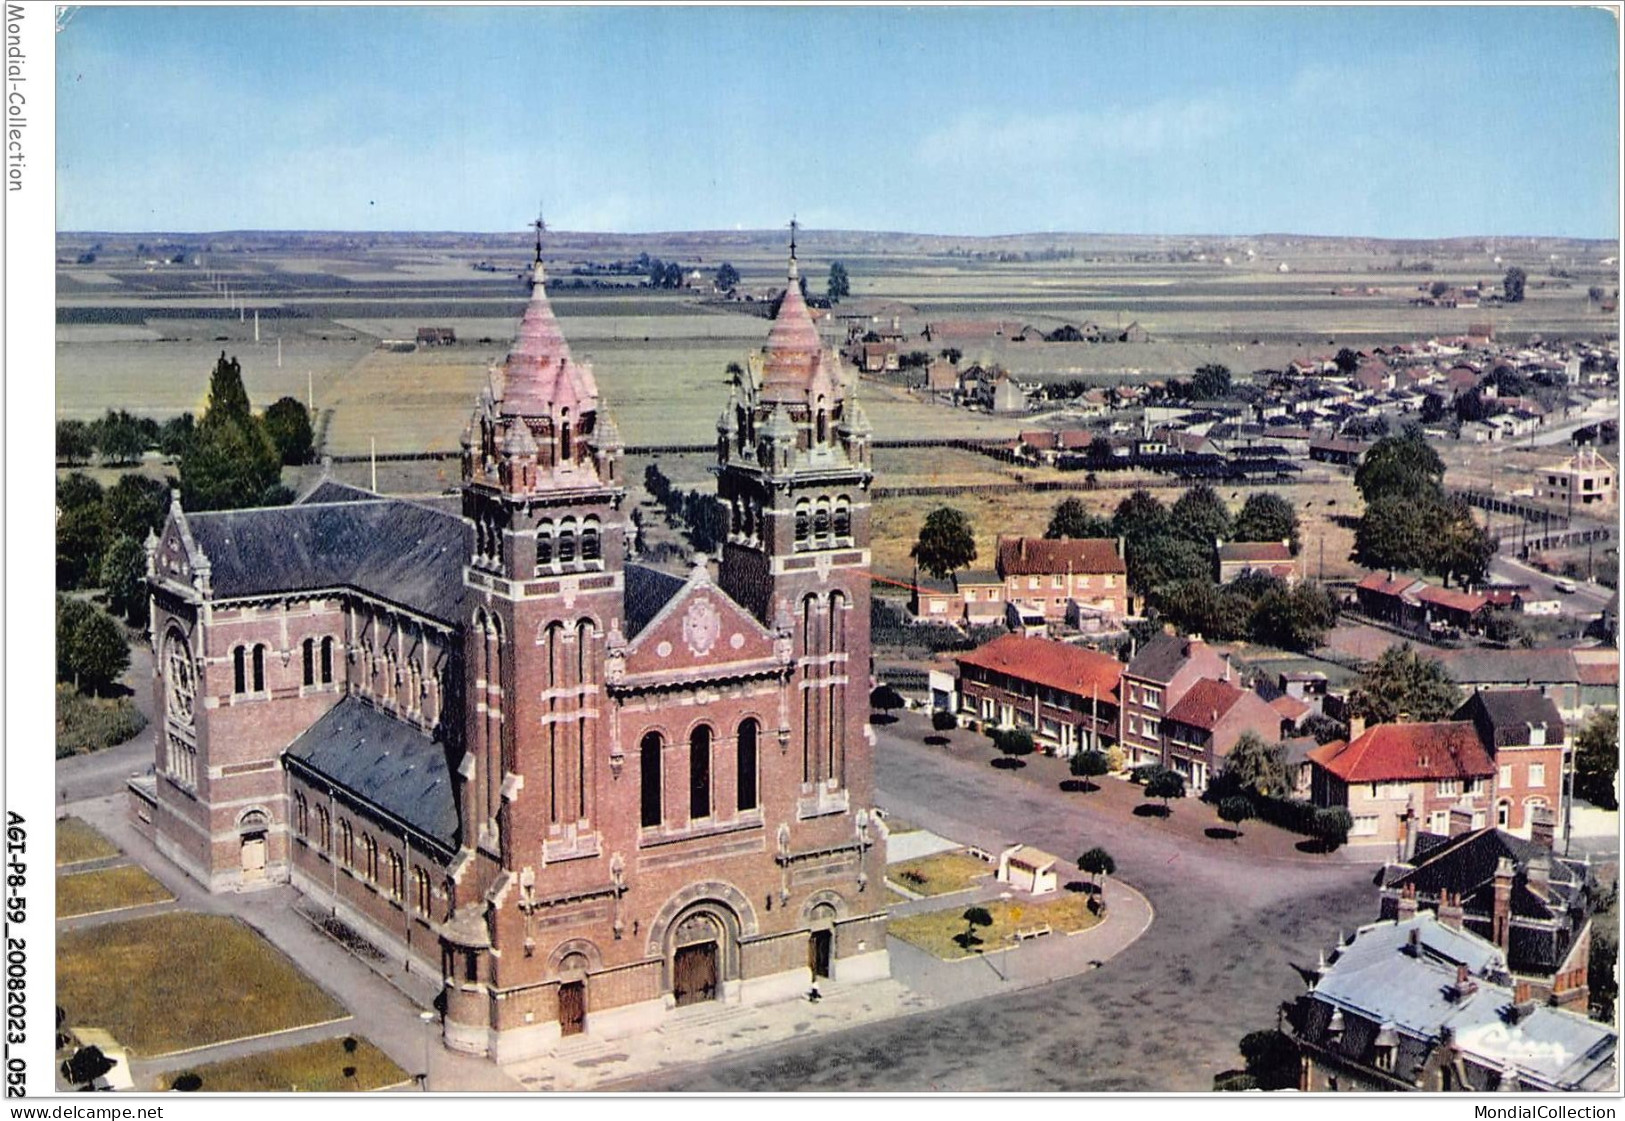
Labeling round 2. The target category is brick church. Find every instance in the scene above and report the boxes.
[130,233,890,1060]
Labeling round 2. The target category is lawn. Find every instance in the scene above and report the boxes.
[886,850,993,897]
[57,866,173,918]
[888,891,1105,962]
[56,817,119,866]
[56,685,148,759]
[58,912,348,1057]
[157,1035,408,1093]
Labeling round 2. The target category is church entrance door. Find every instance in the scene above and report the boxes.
[673,942,718,1007]
[809,929,832,980]
[240,832,266,882]
[558,981,586,1036]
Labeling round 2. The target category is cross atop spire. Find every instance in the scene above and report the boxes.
[530,207,548,266]
[787,216,799,281]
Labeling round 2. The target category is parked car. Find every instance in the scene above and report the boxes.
[1555,578,1578,594]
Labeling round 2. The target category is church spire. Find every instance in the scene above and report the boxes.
[529,208,548,285]
[787,216,799,281]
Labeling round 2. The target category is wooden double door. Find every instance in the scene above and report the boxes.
[673,942,719,1007]
[558,981,586,1036]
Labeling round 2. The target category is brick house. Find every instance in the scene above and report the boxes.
[132,241,889,1061]
[1215,540,1297,585]
[1308,721,1496,848]
[1161,676,1289,794]
[1453,689,1567,836]
[955,634,1122,757]
[1377,813,1594,1011]
[995,535,1128,624]
[1118,633,1228,768]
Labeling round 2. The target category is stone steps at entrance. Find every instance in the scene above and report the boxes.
[658,1002,747,1032]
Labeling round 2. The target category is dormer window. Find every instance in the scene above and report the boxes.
[1528,722,1547,746]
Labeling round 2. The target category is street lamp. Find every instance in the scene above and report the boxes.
[419,1010,436,1092]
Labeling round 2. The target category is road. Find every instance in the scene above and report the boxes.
[57,642,156,805]
[1489,553,1616,616]
[614,716,1381,1092]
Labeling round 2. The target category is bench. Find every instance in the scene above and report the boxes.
[1012,923,1053,942]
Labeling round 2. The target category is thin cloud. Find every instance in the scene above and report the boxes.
[917,95,1237,171]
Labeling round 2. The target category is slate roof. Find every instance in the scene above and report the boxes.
[186,499,466,624]
[297,479,380,506]
[1455,689,1566,744]
[1308,721,1495,783]
[1436,648,1579,687]
[1384,828,1589,925]
[956,634,1123,702]
[1125,632,1208,684]
[623,564,687,638]
[283,696,459,851]
[1299,915,1616,1091]
[995,535,1125,577]
[1218,541,1293,564]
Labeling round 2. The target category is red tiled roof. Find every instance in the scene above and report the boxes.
[1166,678,1246,730]
[996,536,1125,577]
[1416,585,1489,614]
[1219,541,1293,564]
[956,634,1123,701]
[1576,660,1619,687]
[1308,721,1495,783]
[1271,694,1312,722]
[1021,430,1059,450]
[1357,571,1422,597]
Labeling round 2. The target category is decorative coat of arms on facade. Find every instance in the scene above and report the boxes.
[682,597,722,656]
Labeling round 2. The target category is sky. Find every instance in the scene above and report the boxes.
[54,4,1622,238]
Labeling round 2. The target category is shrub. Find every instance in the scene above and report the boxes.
[56,684,148,758]
[1129,763,1161,785]
[931,710,957,732]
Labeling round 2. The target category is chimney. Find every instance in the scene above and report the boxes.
[1222,656,1232,684]
[1439,890,1464,930]
[1527,851,1551,897]
[1530,806,1556,850]
[1448,803,1475,838]
[1492,857,1515,950]
[1398,883,1419,920]
[1348,714,1367,741]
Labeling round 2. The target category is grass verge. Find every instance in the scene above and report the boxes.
[57,866,173,918]
[888,892,1105,962]
[56,817,119,866]
[157,1035,407,1092]
[56,684,147,758]
[886,850,993,897]
[58,912,348,1056]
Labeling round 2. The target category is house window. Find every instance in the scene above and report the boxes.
[689,725,712,821]
[320,637,334,684]
[1497,801,1510,827]
[1028,577,1040,590]
[1437,779,1460,797]
[302,638,315,687]
[640,732,663,828]
[1351,815,1380,837]
[1528,763,1546,788]
[1052,575,1065,589]
[1105,575,1115,588]
[1142,717,1160,739]
[737,719,759,813]
[1499,764,1514,789]
[1143,688,1161,711]
[1430,810,1449,834]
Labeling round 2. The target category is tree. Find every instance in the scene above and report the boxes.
[159,413,196,458]
[181,411,282,511]
[1301,712,1347,745]
[1355,427,1445,503]
[1334,348,1360,377]
[60,600,129,696]
[1217,795,1254,840]
[931,709,957,733]
[262,397,314,466]
[1070,749,1110,790]
[56,500,111,591]
[1504,266,1527,303]
[959,905,993,950]
[826,261,850,302]
[1191,363,1232,400]
[1574,709,1619,811]
[203,351,253,425]
[1128,534,1211,596]
[662,261,683,290]
[1168,484,1233,546]
[939,347,962,365]
[910,507,977,579]
[57,471,104,515]
[1085,435,1114,467]
[56,419,95,465]
[1420,392,1449,425]
[1045,496,1112,540]
[1231,492,1300,554]
[56,596,94,684]
[105,474,171,542]
[94,409,146,466]
[715,261,740,291]
[1250,583,1338,652]
[1078,846,1116,893]
[1151,577,1253,641]
[1238,1029,1301,1090]
[61,1045,115,1090]
[101,535,148,626]
[992,728,1036,763]
[869,684,905,714]
[1145,768,1186,813]
[1349,643,1462,724]
[1112,489,1169,547]
[1312,807,1353,851]
[1590,923,1618,1024]
[1223,732,1288,797]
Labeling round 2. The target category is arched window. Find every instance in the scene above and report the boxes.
[362,834,379,881]
[690,725,712,821]
[302,638,315,687]
[581,518,601,562]
[834,496,851,541]
[413,867,431,914]
[315,806,331,851]
[795,500,810,545]
[388,851,405,901]
[234,646,247,695]
[816,398,829,444]
[339,820,354,867]
[829,591,848,654]
[252,644,266,692]
[536,521,554,569]
[561,409,573,462]
[737,719,759,812]
[640,732,663,828]
[577,620,593,685]
[294,792,308,836]
[545,622,564,689]
[320,637,334,685]
[558,517,577,564]
[814,498,831,541]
